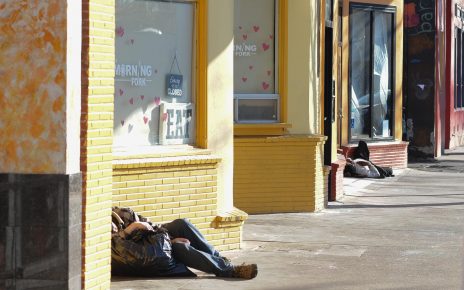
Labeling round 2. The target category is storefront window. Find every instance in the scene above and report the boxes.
[234,0,278,123]
[114,0,195,147]
[349,4,395,140]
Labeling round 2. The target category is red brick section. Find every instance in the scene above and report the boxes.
[341,141,409,169]
[330,157,346,201]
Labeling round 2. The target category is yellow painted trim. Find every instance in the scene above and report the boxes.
[234,0,288,136]
[320,0,326,136]
[278,0,288,124]
[234,123,291,136]
[196,0,208,148]
[341,0,403,144]
[234,134,327,144]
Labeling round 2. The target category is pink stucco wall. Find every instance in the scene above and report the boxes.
[0,1,67,173]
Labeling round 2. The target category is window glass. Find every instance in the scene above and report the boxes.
[349,5,395,140]
[458,28,463,109]
[461,29,464,108]
[455,28,458,109]
[455,28,462,108]
[372,12,393,138]
[114,0,195,147]
[236,99,278,122]
[350,8,371,139]
[234,0,278,123]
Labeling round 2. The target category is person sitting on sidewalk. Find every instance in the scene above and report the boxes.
[111,206,258,280]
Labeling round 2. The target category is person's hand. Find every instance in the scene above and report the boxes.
[171,237,190,245]
[134,222,154,231]
[122,222,154,236]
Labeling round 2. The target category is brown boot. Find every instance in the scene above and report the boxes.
[231,263,258,279]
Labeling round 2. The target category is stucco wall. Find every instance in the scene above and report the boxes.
[207,0,235,211]
[0,1,81,174]
[287,0,321,135]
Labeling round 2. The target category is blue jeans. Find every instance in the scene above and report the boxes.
[163,219,234,277]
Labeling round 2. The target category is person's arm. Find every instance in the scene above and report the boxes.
[119,222,154,239]
[171,237,190,245]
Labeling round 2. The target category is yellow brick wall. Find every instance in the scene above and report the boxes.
[234,135,326,214]
[81,0,115,289]
[113,155,244,252]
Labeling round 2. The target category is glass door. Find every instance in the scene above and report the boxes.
[349,4,395,141]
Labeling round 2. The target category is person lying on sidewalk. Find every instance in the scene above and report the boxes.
[111,206,258,279]
[344,157,381,178]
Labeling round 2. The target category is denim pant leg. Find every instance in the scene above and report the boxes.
[171,242,233,277]
[163,219,221,257]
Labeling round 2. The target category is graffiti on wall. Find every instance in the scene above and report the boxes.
[404,0,436,154]
[405,0,434,35]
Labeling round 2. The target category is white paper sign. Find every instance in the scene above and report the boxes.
[159,103,194,145]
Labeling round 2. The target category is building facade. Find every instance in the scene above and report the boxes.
[1,0,248,289]
[403,0,448,159]
[403,0,464,156]
[446,0,464,149]
[339,0,407,169]
[233,0,328,214]
[1,1,83,289]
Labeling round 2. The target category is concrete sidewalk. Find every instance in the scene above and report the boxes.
[112,148,464,290]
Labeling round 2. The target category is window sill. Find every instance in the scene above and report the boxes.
[113,145,220,169]
[234,123,291,136]
[113,145,212,160]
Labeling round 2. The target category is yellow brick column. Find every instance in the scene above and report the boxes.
[81,0,115,288]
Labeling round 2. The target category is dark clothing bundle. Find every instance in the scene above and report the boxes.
[344,141,394,178]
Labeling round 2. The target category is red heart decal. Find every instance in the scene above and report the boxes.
[129,98,134,105]
[242,77,248,82]
[116,26,125,37]
[262,82,270,90]
[249,65,253,70]
[253,25,260,32]
[162,113,168,122]
[140,95,145,100]
[154,97,161,106]
[267,70,272,76]
[121,120,125,126]
[269,34,273,39]
[242,34,248,40]
[119,89,124,96]
[143,116,149,124]
[262,43,270,51]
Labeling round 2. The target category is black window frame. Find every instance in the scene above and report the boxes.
[348,3,396,143]
[455,25,464,110]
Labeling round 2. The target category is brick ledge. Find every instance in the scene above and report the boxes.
[113,154,221,169]
[213,207,248,228]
